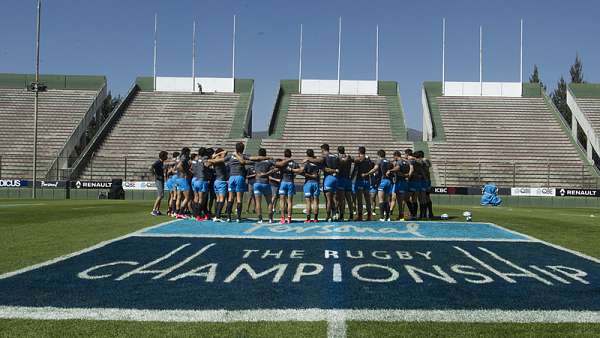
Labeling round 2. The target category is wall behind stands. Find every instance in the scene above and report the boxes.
[444,81,522,97]
[154,77,234,93]
[301,79,377,95]
[0,73,106,90]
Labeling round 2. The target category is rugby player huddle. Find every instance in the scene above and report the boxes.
[158,141,434,224]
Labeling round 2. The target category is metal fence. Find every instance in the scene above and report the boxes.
[433,160,600,189]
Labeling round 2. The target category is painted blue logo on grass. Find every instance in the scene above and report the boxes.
[142,220,528,240]
[0,236,598,311]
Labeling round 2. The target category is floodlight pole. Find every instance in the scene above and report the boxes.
[337,17,342,95]
[232,15,236,83]
[479,25,483,96]
[153,13,157,91]
[375,25,379,84]
[442,18,446,95]
[520,19,523,85]
[192,20,196,92]
[32,0,42,199]
[298,24,303,93]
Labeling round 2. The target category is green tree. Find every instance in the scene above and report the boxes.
[551,76,569,124]
[529,64,546,91]
[570,54,584,84]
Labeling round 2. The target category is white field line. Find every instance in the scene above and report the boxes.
[0,307,599,323]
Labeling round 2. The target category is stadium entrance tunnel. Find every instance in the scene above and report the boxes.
[0,220,599,319]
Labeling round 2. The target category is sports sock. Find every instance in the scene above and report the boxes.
[427,201,434,218]
[225,201,233,219]
[236,202,243,220]
[379,203,385,219]
[215,201,223,218]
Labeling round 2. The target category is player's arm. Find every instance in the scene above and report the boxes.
[257,167,277,178]
[275,158,293,168]
[363,164,379,177]
[304,156,324,164]
[212,150,227,159]
[387,163,400,177]
[248,155,272,162]
[269,175,281,184]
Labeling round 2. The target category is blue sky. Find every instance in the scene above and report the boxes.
[1,0,599,131]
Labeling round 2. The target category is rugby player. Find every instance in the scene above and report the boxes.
[150,150,168,216]
[252,148,277,223]
[276,149,303,224]
[209,148,228,222]
[337,146,354,221]
[405,149,420,220]
[364,149,393,221]
[422,152,434,219]
[175,147,192,219]
[388,150,413,220]
[191,147,210,221]
[368,156,379,218]
[246,163,256,214]
[303,149,321,223]
[305,144,340,222]
[269,166,282,215]
[204,148,216,217]
[352,146,372,221]
[165,151,180,217]
[414,150,433,219]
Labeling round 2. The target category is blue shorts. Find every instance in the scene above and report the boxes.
[303,181,320,198]
[214,179,228,196]
[228,175,247,193]
[279,181,296,196]
[253,182,272,196]
[175,177,190,191]
[369,181,379,194]
[323,175,337,193]
[378,178,393,195]
[394,180,408,194]
[337,177,352,191]
[353,178,370,193]
[192,178,209,193]
[165,176,175,191]
[424,180,432,192]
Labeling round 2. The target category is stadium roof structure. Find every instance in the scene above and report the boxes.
[567,83,600,169]
[422,81,600,188]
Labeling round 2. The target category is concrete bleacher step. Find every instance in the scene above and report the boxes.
[429,96,597,187]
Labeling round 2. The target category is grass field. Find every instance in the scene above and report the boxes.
[1,198,600,337]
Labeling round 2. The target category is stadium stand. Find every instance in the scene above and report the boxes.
[0,74,106,180]
[567,83,600,169]
[423,82,600,188]
[73,77,253,181]
[260,80,414,158]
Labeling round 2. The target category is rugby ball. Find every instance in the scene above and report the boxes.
[440,213,449,220]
